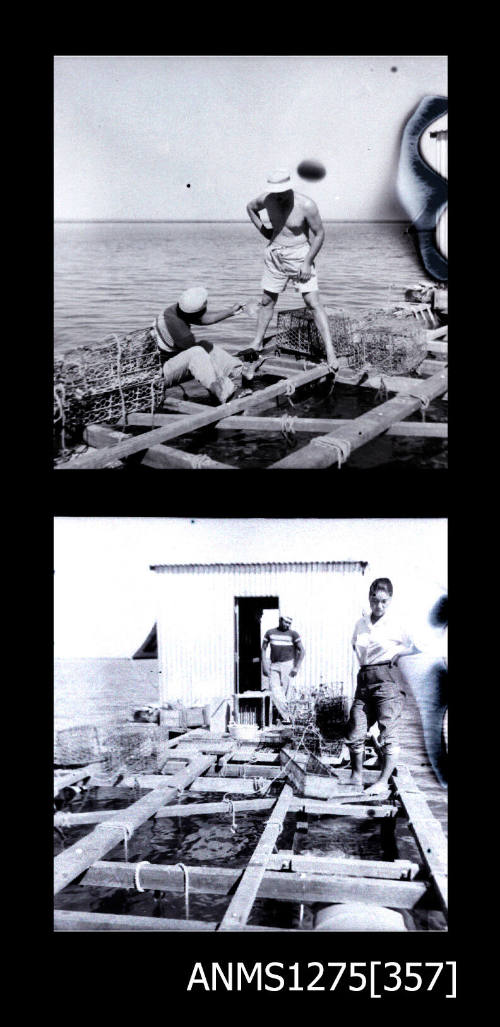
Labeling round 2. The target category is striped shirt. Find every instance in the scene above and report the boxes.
[263,627,302,664]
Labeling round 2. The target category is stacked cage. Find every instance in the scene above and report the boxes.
[275,307,427,374]
[54,328,165,450]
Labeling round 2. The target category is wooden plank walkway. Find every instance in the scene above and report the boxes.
[217,784,294,930]
[53,755,214,894]
[57,364,332,469]
[269,368,447,469]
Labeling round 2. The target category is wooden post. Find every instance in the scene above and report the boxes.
[53,755,214,895]
[217,784,294,930]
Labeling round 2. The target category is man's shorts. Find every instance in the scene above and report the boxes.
[261,242,319,295]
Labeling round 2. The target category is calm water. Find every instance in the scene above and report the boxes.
[54,658,158,733]
[54,222,447,469]
[54,659,446,931]
[54,221,427,353]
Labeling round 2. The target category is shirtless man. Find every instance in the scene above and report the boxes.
[246,168,338,369]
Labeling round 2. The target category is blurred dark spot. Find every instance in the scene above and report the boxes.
[391,66,398,72]
[429,594,448,628]
[186,183,191,188]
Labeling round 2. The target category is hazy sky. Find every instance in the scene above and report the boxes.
[54,518,447,658]
[54,55,447,221]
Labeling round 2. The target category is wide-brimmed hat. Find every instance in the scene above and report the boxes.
[178,286,208,313]
[265,169,292,193]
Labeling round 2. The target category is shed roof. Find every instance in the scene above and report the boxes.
[150,560,368,572]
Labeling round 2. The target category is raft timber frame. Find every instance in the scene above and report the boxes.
[54,729,448,932]
[57,330,448,471]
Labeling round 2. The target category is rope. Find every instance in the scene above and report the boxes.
[103,821,134,861]
[408,393,431,422]
[114,335,128,426]
[222,795,238,834]
[253,776,272,796]
[375,376,389,403]
[310,435,351,468]
[280,414,297,445]
[55,812,73,829]
[54,384,67,452]
[285,380,296,407]
[150,382,156,427]
[134,860,151,893]
[175,862,190,918]
[190,453,217,468]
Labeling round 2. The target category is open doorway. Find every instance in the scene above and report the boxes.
[234,596,279,694]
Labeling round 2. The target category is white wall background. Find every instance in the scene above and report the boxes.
[54,518,447,660]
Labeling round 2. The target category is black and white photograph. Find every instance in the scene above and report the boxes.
[53,55,447,472]
[53,517,447,936]
[50,52,454,997]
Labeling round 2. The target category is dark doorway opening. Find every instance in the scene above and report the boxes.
[234,596,279,694]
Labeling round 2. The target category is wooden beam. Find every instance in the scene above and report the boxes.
[81,860,429,909]
[83,424,235,470]
[54,798,276,827]
[53,910,298,932]
[53,755,214,895]
[269,368,448,468]
[266,854,419,879]
[291,800,396,818]
[214,415,447,438]
[119,773,273,795]
[54,763,102,797]
[426,338,447,354]
[418,359,448,378]
[393,767,448,915]
[217,784,294,930]
[118,767,384,791]
[57,364,333,469]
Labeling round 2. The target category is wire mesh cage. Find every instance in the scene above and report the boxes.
[274,307,427,375]
[100,723,171,774]
[54,724,103,766]
[54,328,165,451]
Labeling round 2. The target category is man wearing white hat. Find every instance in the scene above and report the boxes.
[246,170,338,370]
[151,287,245,404]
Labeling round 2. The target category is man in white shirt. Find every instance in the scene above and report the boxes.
[346,577,418,796]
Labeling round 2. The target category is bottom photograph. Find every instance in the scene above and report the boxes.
[53,517,447,933]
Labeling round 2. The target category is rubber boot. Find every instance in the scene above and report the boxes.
[349,749,364,785]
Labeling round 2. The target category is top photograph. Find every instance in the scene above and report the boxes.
[54,55,448,472]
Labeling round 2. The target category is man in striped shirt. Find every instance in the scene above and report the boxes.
[262,615,305,722]
[150,286,246,405]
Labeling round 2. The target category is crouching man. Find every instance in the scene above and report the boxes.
[151,286,245,405]
[346,577,419,796]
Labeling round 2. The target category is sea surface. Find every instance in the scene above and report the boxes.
[55,220,429,353]
[54,658,447,931]
[54,222,447,469]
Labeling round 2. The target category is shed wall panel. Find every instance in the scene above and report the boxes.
[153,563,367,706]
